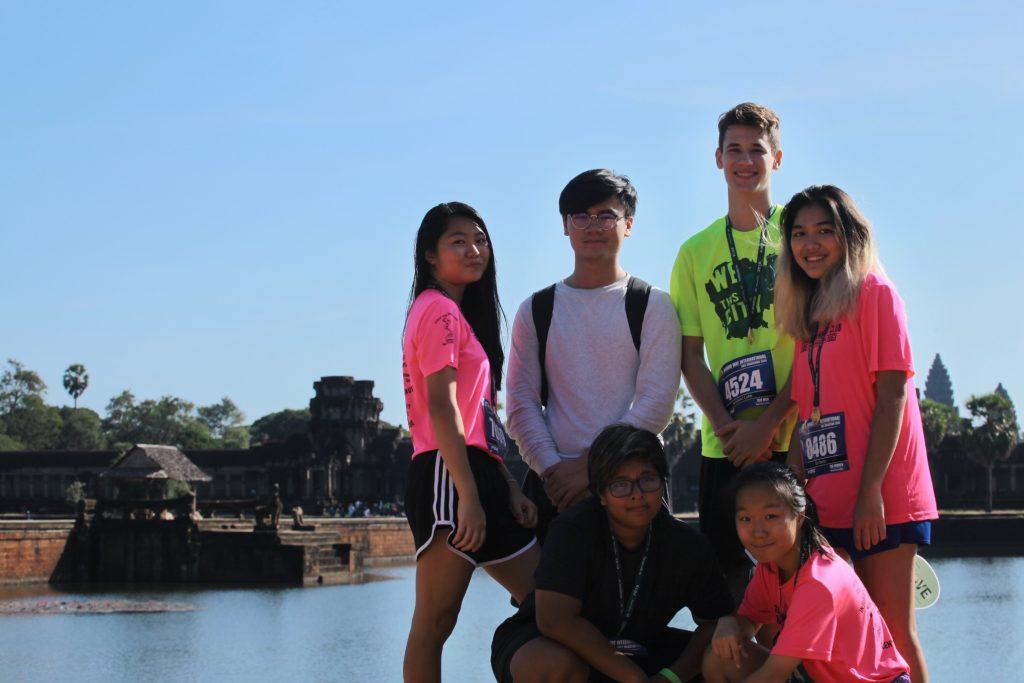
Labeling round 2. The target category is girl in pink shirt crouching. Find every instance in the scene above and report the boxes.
[773,185,936,682]
[703,461,910,683]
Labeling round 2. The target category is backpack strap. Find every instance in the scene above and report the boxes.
[531,284,557,407]
[625,276,652,352]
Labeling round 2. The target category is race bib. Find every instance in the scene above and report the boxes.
[718,351,777,415]
[609,638,649,657]
[482,398,511,459]
[800,412,849,477]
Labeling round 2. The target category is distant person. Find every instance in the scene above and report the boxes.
[703,461,911,683]
[774,185,937,682]
[491,425,732,683]
[401,202,540,683]
[507,169,681,543]
[669,103,798,601]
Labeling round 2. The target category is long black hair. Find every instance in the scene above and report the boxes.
[731,461,831,569]
[407,202,506,391]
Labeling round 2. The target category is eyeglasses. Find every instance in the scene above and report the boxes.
[607,473,663,498]
[568,211,623,231]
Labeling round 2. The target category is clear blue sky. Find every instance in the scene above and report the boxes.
[2,2,1022,428]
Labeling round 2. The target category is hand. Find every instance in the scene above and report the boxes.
[710,616,748,670]
[717,419,774,468]
[508,485,538,529]
[452,495,486,553]
[853,487,886,552]
[543,456,589,511]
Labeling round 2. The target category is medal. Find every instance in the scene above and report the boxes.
[811,407,821,423]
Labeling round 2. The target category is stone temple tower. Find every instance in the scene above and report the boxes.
[309,376,407,503]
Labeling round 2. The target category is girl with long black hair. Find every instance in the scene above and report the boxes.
[703,461,911,682]
[401,202,539,683]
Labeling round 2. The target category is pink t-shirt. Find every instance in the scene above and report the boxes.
[790,272,937,528]
[402,290,502,462]
[738,552,909,682]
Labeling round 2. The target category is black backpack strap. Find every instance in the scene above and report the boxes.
[531,284,557,407]
[624,276,652,352]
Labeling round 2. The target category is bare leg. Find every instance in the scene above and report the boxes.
[403,532,474,683]
[483,543,540,604]
[855,543,927,683]
[510,636,588,683]
[702,641,769,683]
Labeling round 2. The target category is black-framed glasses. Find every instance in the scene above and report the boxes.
[607,473,663,498]
[568,211,623,231]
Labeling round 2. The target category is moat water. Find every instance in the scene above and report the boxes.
[0,557,1021,682]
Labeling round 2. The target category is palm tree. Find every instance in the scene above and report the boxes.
[62,364,89,409]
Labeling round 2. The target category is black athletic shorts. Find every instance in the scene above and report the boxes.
[491,593,694,683]
[405,446,536,567]
[521,469,558,545]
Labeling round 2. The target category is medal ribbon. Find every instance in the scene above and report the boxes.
[610,525,653,638]
[725,208,774,342]
[806,323,827,422]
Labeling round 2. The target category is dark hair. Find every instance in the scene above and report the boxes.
[717,102,781,153]
[406,202,506,391]
[558,169,638,218]
[775,185,881,341]
[587,424,667,497]
[731,461,830,566]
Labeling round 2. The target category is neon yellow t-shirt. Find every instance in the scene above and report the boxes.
[669,206,797,459]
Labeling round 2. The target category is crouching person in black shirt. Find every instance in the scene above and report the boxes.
[492,424,733,683]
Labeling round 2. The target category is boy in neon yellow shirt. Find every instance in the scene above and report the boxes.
[669,103,798,602]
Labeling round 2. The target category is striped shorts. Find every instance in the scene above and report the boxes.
[405,447,536,567]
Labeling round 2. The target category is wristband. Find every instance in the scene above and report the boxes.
[657,668,682,683]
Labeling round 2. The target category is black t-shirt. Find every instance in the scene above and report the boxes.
[535,497,733,647]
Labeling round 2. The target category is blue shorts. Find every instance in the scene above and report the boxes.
[821,521,932,561]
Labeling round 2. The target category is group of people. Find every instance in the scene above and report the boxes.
[399,102,937,683]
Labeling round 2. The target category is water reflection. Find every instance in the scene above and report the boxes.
[1,557,1021,682]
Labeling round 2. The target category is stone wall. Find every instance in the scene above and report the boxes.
[0,522,75,584]
[310,518,415,566]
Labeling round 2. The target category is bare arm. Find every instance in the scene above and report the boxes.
[660,619,716,682]
[426,367,486,552]
[854,370,908,551]
[681,335,733,434]
[536,589,647,683]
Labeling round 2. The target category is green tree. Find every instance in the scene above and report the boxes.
[56,407,106,450]
[103,391,207,448]
[2,395,62,449]
[221,425,251,449]
[250,408,311,444]
[919,398,960,455]
[62,364,89,409]
[662,390,699,470]
[962,392,1020,512]
[0,420,24,450]
[0,359,47,414]
[197,397,245,439]
[923,354,955,407]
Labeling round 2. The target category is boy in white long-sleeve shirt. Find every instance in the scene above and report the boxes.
[506,169,681,541]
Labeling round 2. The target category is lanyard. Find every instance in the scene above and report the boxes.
[806,323,827,423]
[725,207,774,344]
[610,525,653,637]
